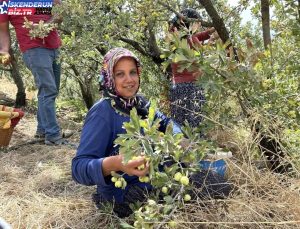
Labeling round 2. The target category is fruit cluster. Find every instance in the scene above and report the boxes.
[0,53,10,65]
[23,17,57,40]
[111,175,127,189]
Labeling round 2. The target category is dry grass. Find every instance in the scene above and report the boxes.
[1,81,300,228]
[1,114,300,229]
[171,128,300,229]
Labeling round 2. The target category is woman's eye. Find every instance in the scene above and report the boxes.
[130,71,138,76]
[115,72,124,78]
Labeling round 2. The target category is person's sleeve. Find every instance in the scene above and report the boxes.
[193,30,210,41]
[155,110,182,135]
[187,30,211,47]
[71,107,113,187]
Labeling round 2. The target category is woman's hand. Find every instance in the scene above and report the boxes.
[102,154,149,177]
[120,156,149,177]
[207,27,216,34]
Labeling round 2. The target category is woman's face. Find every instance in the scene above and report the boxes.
[113,57,139,99]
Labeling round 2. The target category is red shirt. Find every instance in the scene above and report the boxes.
[0,13,61,53]
[172,30,210,84]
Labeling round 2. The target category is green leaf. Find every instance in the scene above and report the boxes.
[119,222,135,229]
[130,108,140,130]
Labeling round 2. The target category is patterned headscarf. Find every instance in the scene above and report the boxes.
[99,47,148,117]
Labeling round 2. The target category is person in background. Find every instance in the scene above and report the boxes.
[169,8,216,128]
[0,0,73,145]
[72,47,231,218]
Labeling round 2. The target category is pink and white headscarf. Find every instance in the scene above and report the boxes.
[99,47,141,96]
[99,48,147,117]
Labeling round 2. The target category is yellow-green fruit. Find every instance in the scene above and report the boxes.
[184,194,191,201]
[111,177,118,182]
[180,176,189,186]
[261,79,272,89]
[288,110,296,118]
[174,172,182,181]
[168,220,177,228]
[148,199,156,205]
[162,186,168,194]
[139,176,149,183]
[138,164,145,170]
[0,54,10,64]
[128,156,141,164]
[115,180,122,188]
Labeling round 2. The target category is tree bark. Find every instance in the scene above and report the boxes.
[119,36,163,65]
[9,49,26,107]
[70,64,94,110]
[261,0,271,49]
[147,22,163,65]
[198,0,239,61]
[198,0,230,44]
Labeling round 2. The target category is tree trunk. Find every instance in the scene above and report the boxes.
[198,0,229,44]
[9,49,26,107]
[78,79,94,110]
[198,0,239,61]
[261,0,271,49]
[70,65,94,110]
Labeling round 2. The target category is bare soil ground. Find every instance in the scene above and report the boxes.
[1,79,300,228]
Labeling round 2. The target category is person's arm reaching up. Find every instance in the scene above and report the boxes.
[188,27,216,47]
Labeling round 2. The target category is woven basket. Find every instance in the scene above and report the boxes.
[0,127,14,147]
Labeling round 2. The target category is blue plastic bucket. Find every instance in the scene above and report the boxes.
[199,159,226,177]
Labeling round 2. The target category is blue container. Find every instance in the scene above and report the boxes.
[199,159,226,177]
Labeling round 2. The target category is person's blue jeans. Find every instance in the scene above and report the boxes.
[23,47,61,141]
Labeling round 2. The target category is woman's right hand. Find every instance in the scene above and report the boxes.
[120,156,149,177]
[102,154,149,177]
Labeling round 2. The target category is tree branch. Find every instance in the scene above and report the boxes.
[119,37,149,57]
[147,22,163,65]
[198,0,230,44]
[198,0,239,61]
